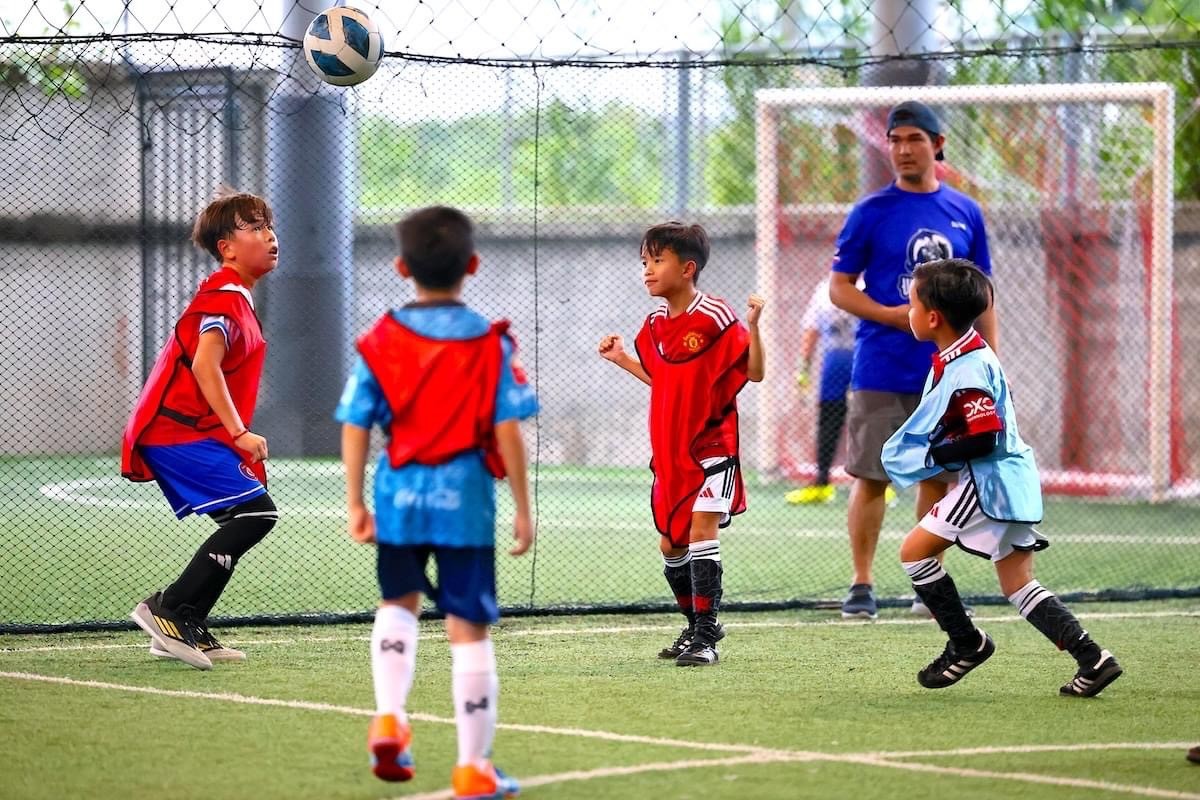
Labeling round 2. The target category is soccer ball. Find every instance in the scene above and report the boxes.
[302,6,385,87]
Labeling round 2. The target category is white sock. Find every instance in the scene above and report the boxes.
[370,605,418,724]
[451,638,498,768]
[1007,579,1053,617]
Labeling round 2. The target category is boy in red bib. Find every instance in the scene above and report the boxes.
[599,222,765,666]
[122,190,279,671]
[338,206,537,798]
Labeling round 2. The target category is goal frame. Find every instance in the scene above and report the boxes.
[753,82,1176,501]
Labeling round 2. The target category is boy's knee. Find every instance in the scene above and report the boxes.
[659,537,687,558]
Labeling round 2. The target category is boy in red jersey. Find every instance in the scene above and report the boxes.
[122,190,279,671]
[599,222,765,666]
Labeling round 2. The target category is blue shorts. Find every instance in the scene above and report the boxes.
[139,440,266,519]
[377,543,498,624]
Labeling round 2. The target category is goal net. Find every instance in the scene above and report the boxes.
[754,83,1186,501]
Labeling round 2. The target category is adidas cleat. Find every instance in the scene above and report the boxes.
[368,713,414,782]
[130,592,211,671]
[658,622,724,660]
[1060,650,1123,697]
[150,623,245,663]
[675,641,719,666]
[917,631,995,689]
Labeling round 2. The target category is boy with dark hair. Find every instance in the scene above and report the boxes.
[338,205,537,798]
[122,190,280,670]
[883,258,1122,697]
[599,221,765,667]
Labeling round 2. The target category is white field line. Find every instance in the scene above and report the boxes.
[2,670,1195,800]
[392,753,811,800]
[852,756,1200,800]
[2,610,1196,655]
[36,479,1200,545]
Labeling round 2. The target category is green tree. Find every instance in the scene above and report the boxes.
[0,1,87,99]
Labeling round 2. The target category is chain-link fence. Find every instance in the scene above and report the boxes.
[2,1,1198,631]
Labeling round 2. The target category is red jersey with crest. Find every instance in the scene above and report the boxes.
[121,267,267,484]
[634,292,751,544]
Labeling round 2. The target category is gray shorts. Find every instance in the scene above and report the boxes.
[845,390,955,484]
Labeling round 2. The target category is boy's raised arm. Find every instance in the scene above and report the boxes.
[598,334,651,386]
[746,293,766,382]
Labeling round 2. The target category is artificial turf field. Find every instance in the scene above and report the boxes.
[2,601,1199,800]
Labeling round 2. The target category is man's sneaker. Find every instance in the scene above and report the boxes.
[917,630,995,688]
[841,583,878,620]
[657,622,724,659]
[451,760,519,799]
[784,484,835,505]
[1059,650,1123,697]
[368,713,414,782]
[130,592,211,670]
[149,623,245,663]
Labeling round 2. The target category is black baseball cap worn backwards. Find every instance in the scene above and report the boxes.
[887,100,945,161]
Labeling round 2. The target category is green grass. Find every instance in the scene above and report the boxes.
[1,457,1199,627]
[1,601,1197,799]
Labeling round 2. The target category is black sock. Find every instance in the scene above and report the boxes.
[1008,580,1102,667]
[163,494,277,619]
[689,541,723,641]
[662,553,695,628]
[904,559,978,649]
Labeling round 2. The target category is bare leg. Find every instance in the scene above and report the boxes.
[848,477,889,585]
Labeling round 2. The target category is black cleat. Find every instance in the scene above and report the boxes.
[658,626,694,659]
[658,622,724,660]
[130,592,211,670]
[917,630,995,688]
[1060,650,1122,697]
[675,641,719,666]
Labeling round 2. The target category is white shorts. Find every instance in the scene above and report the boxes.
[692,456,737,519]
[920,474,1047,562]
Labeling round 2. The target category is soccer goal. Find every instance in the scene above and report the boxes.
[753,82,1181,501]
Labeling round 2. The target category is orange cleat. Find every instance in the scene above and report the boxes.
[367,713,414,782]
[451,760,520,799]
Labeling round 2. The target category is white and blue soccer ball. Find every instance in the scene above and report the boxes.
[303,6,385,87]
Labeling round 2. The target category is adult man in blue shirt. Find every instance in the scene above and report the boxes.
[829,100,998,619]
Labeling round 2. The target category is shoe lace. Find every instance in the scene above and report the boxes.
[924,641,959,675]
[670,627,693,649]
[176,605,213,649]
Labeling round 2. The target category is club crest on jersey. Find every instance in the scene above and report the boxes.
[682,331,706,352]
[899,229,954,297]
[239,463,256,480]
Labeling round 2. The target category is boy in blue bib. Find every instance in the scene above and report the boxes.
[882,258,1122,698]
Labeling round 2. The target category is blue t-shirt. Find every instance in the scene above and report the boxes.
[334,304,539,547]
[832,183,992,394]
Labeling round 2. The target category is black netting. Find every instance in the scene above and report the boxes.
[2,1,1198,631]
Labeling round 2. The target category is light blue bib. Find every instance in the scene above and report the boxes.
[882,343,1043,523]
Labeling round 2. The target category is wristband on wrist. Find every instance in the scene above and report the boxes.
[231,428,249,441]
